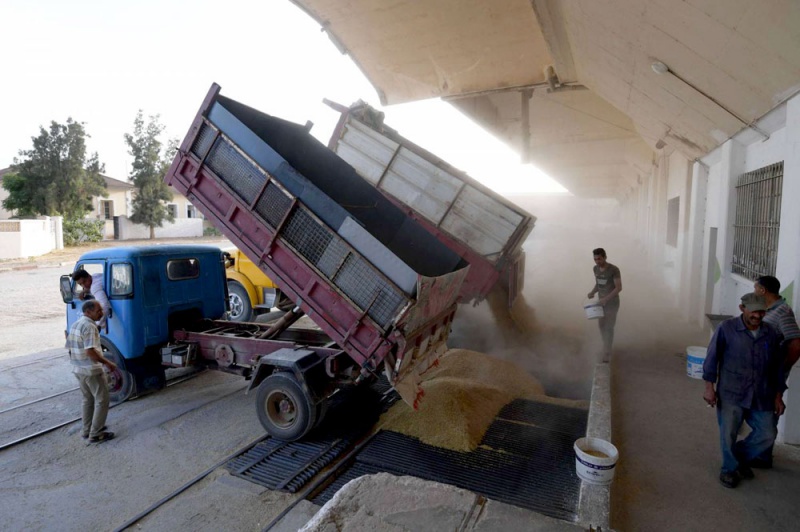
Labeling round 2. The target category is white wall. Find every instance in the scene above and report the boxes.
[0,216,63,259]
[698,94,800,445]
[617,92,800,445]
[115,215,203,240]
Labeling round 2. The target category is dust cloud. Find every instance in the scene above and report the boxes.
[448,194,707,400]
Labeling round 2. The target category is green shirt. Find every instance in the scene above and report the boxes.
[593,262,621,301]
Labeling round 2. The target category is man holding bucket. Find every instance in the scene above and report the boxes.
[587,248,622,363]
[702,292,785,488]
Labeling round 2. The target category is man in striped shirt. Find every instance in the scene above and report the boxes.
[750,275,800,468]
[67,300,117,443]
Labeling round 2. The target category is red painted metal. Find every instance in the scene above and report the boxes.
[165,84,468,405]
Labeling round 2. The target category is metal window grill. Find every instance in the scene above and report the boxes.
[732,161,783,280]
[192,122,408,329]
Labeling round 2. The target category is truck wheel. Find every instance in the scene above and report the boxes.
[227,281,253,322]
[101,340,135,404]
[255,372,316,441]
[314,399,329,429]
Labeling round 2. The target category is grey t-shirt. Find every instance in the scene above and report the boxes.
[593,262,621,301]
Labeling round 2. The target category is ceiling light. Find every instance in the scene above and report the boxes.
[651,61,669,75]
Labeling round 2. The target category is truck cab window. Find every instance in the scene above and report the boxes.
[167,258,200,280]
[74,263,104,298]
[110,263,133,296]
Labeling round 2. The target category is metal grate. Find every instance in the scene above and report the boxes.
[732,161,783,280]
[206,138,266,203]
[190,123,216,159]
[495,399,588,437]
[310,399,588,521]
[255,181,292,229]
[225,382,391,493]
[226,437,350,492]
[282,208,406,329]
[331,254,407,328]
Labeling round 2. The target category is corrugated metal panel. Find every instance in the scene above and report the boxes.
[338,120,399,185]
[382,147,463,224]
[440,185,523,258]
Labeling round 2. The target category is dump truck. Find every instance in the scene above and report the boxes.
[162,83,469,436]
[325,100,536,308]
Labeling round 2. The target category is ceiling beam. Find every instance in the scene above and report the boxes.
[530,0,576,82]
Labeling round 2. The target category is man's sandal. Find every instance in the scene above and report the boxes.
[87,431,115,444]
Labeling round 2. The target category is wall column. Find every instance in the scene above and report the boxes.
[777,96,800,444]
[686,161,709,327]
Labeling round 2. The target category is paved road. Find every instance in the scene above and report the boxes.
[0,267,68,361]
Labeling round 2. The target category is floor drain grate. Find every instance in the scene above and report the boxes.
[226,437,350,492]
[311,399,588,522]
[225,381,390,493]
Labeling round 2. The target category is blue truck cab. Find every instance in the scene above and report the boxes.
[60,245,228,403]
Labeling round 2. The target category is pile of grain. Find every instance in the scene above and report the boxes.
[379,349,545,452]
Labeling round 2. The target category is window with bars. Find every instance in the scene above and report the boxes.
[100,200,114,220]
[167,204,178,218]
[731,161,783,280]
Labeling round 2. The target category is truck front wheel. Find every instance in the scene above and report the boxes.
[227,281,253,322]
[255,372,316,441]
[101,340,135,404]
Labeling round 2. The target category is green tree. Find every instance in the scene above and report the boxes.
[2,118,106,219]
[124,111,176,239]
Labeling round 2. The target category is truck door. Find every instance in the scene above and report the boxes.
[66,261,106,333]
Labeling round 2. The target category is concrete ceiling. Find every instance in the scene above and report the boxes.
[293,0,800,198]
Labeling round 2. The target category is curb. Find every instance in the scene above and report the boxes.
[0,262,69,274]
[578,362,612,530]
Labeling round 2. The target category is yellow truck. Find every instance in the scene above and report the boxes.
[224,248,294,322]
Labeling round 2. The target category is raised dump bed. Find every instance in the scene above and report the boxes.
[165,83,469,409]
[326,100,536,307]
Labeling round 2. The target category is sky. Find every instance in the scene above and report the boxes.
[0,0,567,195]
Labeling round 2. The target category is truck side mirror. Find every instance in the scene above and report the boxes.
[223,251,234,268]
[60,275,74,304]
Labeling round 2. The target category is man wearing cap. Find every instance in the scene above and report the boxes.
[702,292,785,488]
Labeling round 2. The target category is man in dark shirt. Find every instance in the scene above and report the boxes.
[587,248,622,362]
[702,292,785,488]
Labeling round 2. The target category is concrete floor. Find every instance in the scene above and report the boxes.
[4,232,800,530]
[604,245,800,531]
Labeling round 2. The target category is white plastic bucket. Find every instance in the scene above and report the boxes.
[574,437,619,485]
[686,346,707,379]
[584,302,604,320]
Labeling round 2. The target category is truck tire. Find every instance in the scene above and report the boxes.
[255,372,316,441]
[227,281,253,322]
[101,339,135,404]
